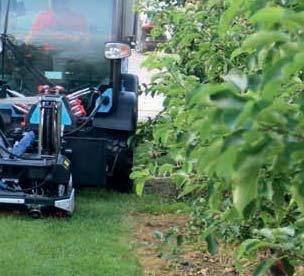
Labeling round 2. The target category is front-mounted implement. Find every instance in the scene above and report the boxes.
[0,0,138,217]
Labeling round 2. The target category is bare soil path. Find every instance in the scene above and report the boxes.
[133,212,241,276]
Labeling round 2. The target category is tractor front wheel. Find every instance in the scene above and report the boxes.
[106,137,134,193]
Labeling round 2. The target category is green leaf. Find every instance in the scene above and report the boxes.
[130,169,151,196]
[272,179,287,217]
[154,230,163,241]
[153,127,170,145]
[222,69,248,92]
[231,47,247,60]
[206,235,218,256]
[253,259,277,276]
[201,224,218,240]
[178,183,201,198]
[250,6,285,27]
[173,172,190,188]
[260,52,304,100]
[208,181,223,210]
[242,31,289,52]
[221,207,240,221]
[222,129,245,152]
[218,0,242,38]
[281,258,295,276]
[176,235,183,246]
[210,90,247,111]
[237,239,269,260]
[288,11,304,26]
[197,140,222,175]
[221,109,241,130]
[291,175,304,213]
[135,180,145,197]
[189,83,239,108]
[257,228,274,239]
[215,147,238,178]
[232,157,261,218]
[275,227,295,237]
[130,170,149,180]
[158,163,174,176]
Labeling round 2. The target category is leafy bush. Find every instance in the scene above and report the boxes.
[132,0,304,273]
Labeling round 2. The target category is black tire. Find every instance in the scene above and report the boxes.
[121,74,139,93]
[106,134,134,193]
[107,147,134,193]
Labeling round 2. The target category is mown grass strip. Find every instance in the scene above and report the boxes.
[0,190,189,276]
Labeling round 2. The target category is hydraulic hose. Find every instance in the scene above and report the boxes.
[0,129,11,147]
[63,97,104,136]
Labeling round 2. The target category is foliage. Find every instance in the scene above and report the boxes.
[133,0,304,273]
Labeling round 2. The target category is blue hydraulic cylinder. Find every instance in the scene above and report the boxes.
[12,131,35,157]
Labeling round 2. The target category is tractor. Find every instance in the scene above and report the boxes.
[0,0,138,217]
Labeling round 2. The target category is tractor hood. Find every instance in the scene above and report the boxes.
[0,0,117,94]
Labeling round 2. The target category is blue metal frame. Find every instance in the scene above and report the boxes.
[96,88,113,113]
[29,97,73,126]
[0,104,24,118]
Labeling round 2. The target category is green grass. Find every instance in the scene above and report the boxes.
[0,190,189,276]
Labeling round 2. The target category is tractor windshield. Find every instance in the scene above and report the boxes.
[0,0,115,94]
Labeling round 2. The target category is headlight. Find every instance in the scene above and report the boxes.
[104,42,131,60]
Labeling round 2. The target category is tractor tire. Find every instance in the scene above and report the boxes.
[121,74,139,93]
[106,136,134,193]
[113,149,133,193]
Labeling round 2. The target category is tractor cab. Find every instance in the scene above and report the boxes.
[0,0,134,92]
[0,0,138,217]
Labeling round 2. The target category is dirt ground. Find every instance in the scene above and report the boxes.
[133,213,241,276]
[133,212,304,276]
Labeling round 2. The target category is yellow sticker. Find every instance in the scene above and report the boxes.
[63,159,70,169]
